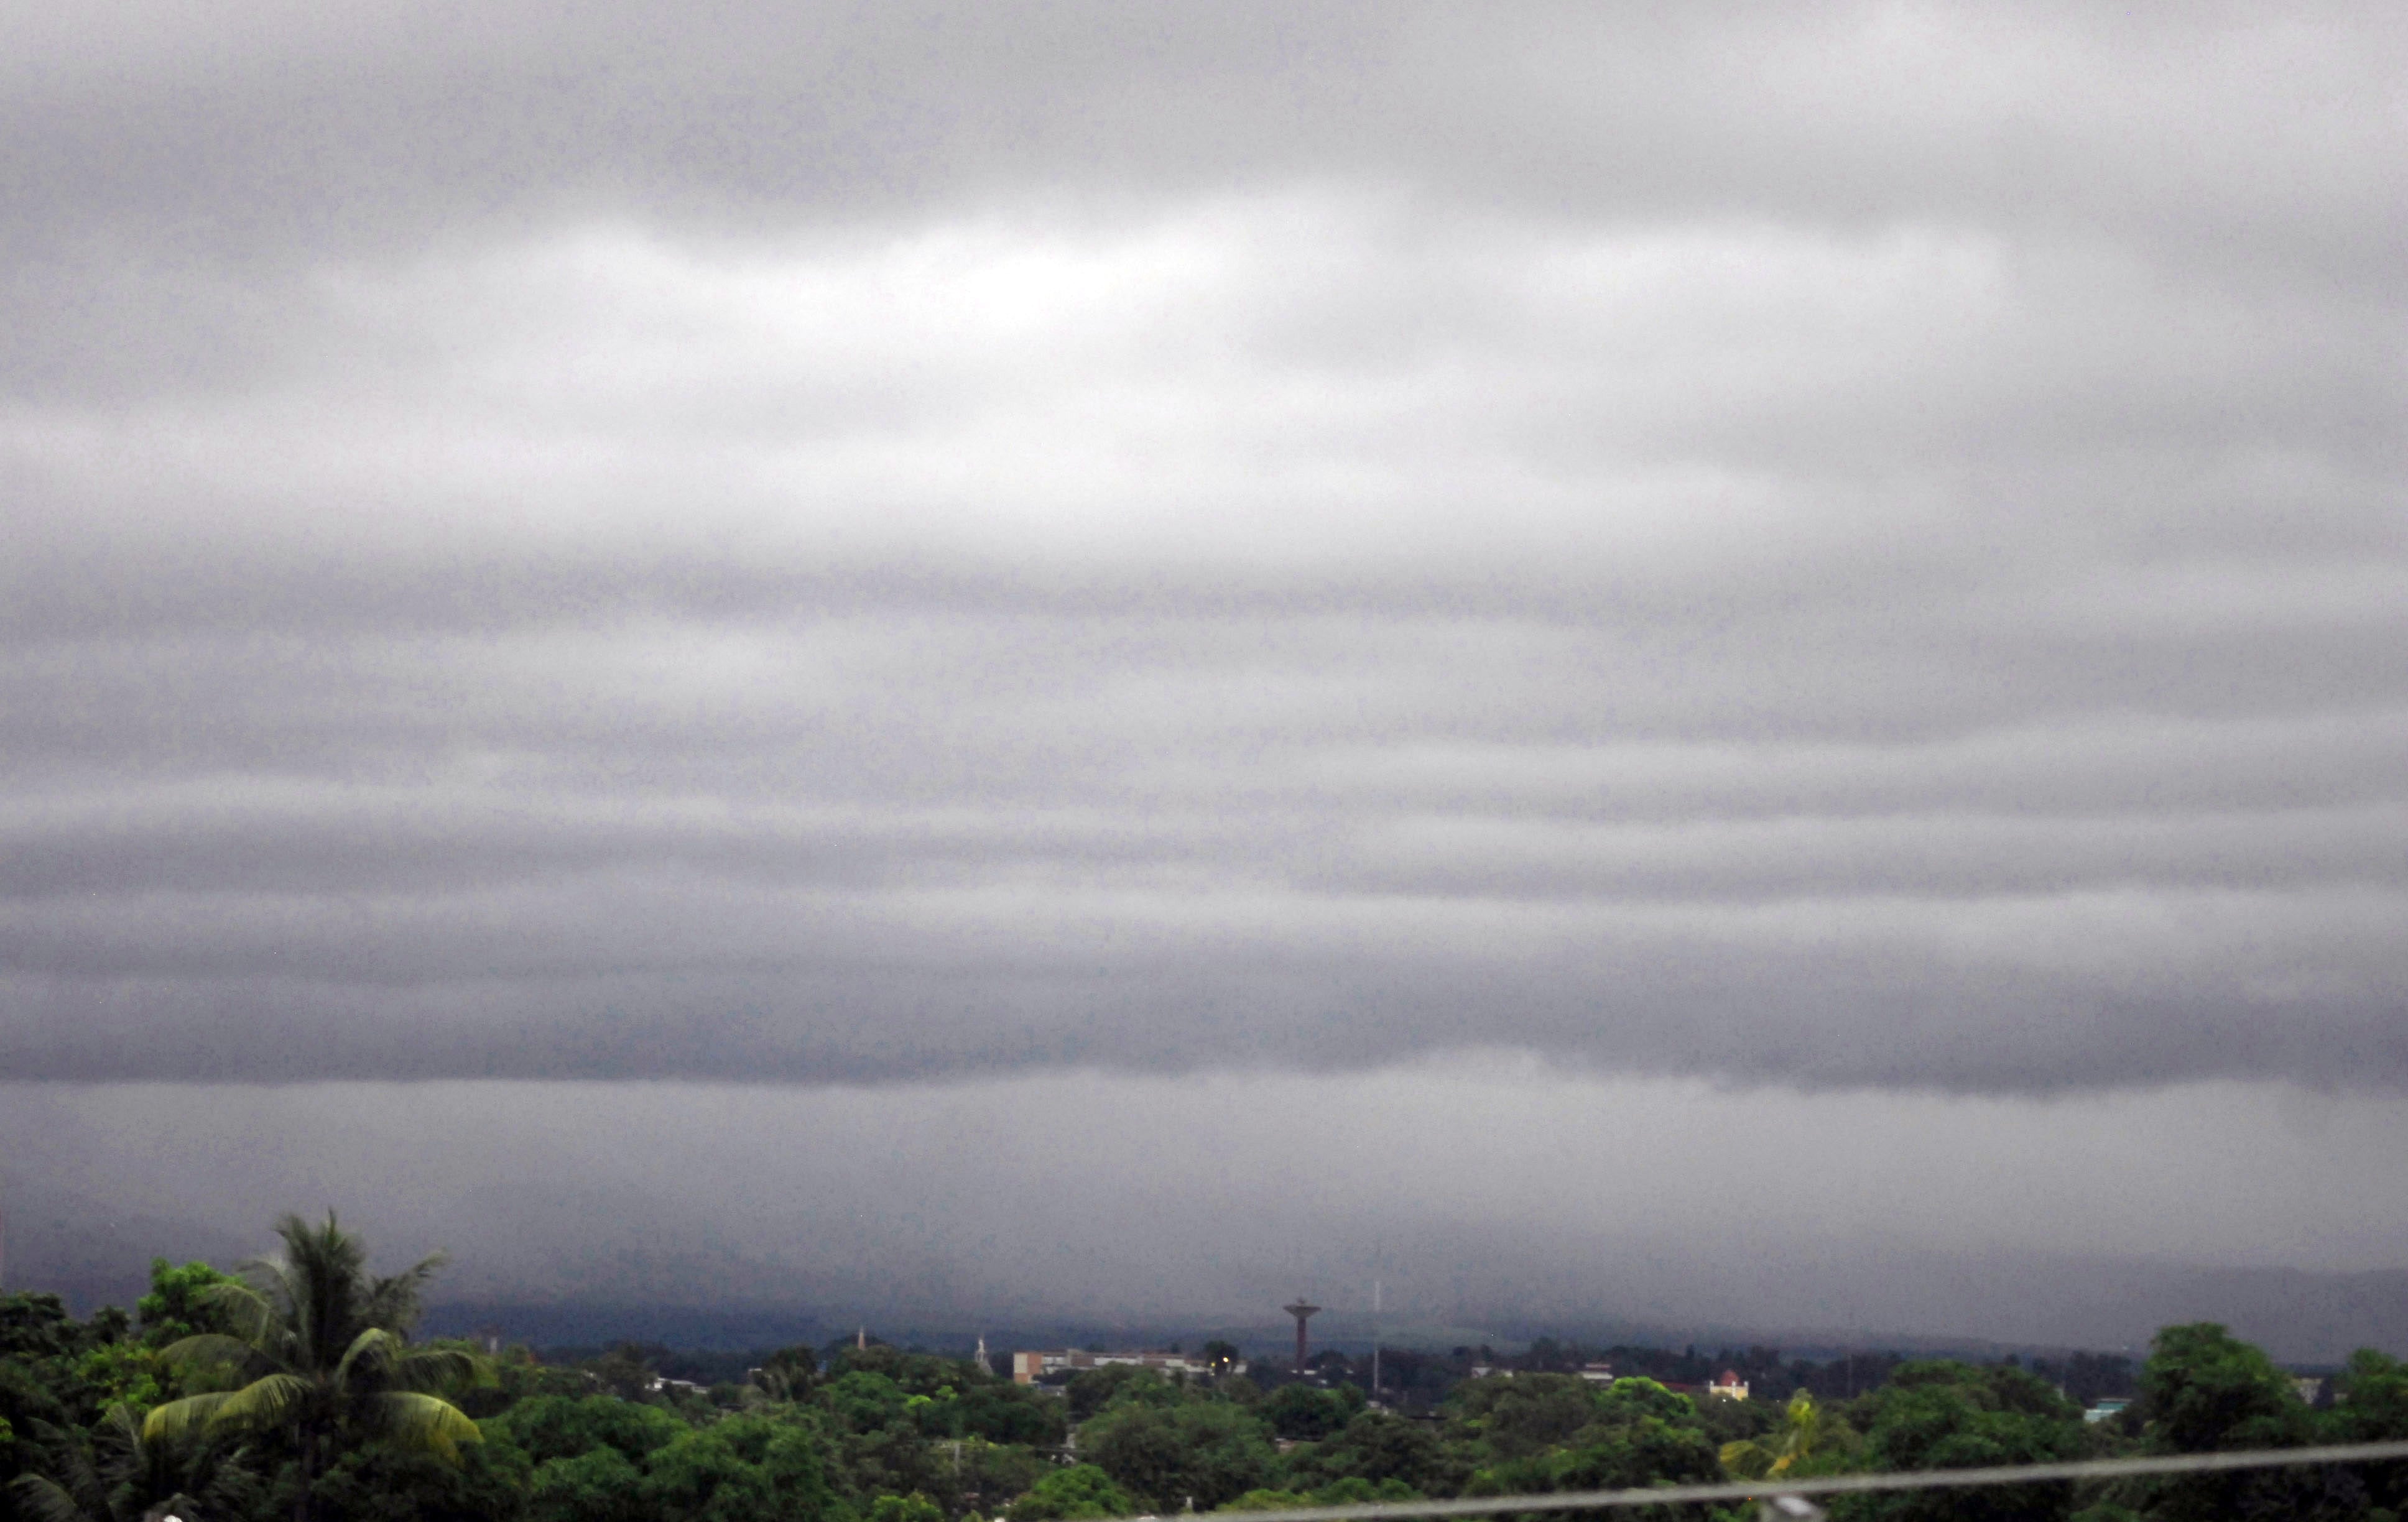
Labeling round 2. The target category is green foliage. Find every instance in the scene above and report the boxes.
[141,1213,489,1522]
[1688,1392,1775,1448]
[1550,1418,1721,1492]
[307,1436,530,1522]
[1259,1383,1362,1441]
[1720,1390,1856,1484]
[2335,1350,2408,1439]
[1217,1488,1310,1511]
[0,1299,80,1366]
[2139,1323,2332,1522]
[527,1444,646,1522]
[1828,1362,2084,1522]
[1005,1464,1134,1521]
[2331,1350,2408,1513]
[866,1493,942,1522]
[0,1363,59,1501]
[1080,1400,1276,1512]
[1598,1379,1698,1427]
[942,1437,1049,1520]
[137,1263,238,1350]
[825,1373,912,1436]
[1463,1376,1721,1505]
[1286,1410,1448,1493]
[751,1347,820,1404]
[5,1401,265,1522]
[1064,1368,1181,1423]
[1449,1373,1605,1461]
[1221,1476,1421,1511]
[634,1415,838,1522]
[63,1349,165,1416]
[453,1352,585,1422]
[954,1383,1065,1448]
[496,1396,685,1467]
[2143,1324,2312,1456]
[823,1346,981,1401]
[22,1224,2408,1522]
[585,1349,659,1403]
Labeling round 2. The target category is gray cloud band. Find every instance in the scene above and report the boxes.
[2,6,2402,1092]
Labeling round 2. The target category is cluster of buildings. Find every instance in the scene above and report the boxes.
[1011,1348,1246,1385]
[1010,1299,1769,1402]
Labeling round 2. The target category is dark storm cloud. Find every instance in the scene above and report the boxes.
[2,5,2404,1092]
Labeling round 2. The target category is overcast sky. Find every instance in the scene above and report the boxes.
[4,4,2405,1341]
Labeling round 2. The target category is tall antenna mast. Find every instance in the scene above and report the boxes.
[1371,1280,1382,1404]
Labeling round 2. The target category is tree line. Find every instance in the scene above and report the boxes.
[4,1214,2406,1522]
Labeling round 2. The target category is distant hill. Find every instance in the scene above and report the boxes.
[6,1178,2402,1363]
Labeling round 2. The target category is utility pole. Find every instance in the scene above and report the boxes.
[1371,1281,1382,1404]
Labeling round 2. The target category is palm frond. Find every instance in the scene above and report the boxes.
[210,1373,314,1432]
[95,1404,147,1458]
[12,1419,107,1520]
[271,1211,377,1367]
[155,1334,265,1385]
[6,1474,94,1522]
[192,1279,271,1322]
[333,1327,400,1390]
[144,1395,236,1447]
[192,1449,269,1522]
[359,1393,482,1463]
[246,1253,310,1365]
[1719,1439,1771,1481]
[364,1252,447,1334]
[389,1346,486,1395]
[192,1277,281,1356]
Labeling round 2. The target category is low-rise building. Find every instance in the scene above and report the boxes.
[1708,1370,1749,1400]
[1011,1349,1240,1385]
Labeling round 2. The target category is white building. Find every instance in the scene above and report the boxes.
[1011,1349,1242,1385]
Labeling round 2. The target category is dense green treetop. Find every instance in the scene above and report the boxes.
[1077,1398,1276,1512]
[1003,1464,1131,1522]
[1828,1362,2085,1522]
[1259,1381,1363,1441]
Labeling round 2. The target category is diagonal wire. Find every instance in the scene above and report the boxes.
[1166,1439,2408,1521]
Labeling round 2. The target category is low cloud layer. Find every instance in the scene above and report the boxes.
[2,6,2404,1094]
[11,1069,2408,1358]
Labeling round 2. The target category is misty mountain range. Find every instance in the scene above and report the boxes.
[11,1173,2401,1365]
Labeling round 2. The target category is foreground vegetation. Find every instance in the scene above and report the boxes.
[4,1216,2406,1522]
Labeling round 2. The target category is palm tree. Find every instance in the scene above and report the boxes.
[8,1403,261,1522]
[142,1213,485,1522]
[1720,1390,1840,1482]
